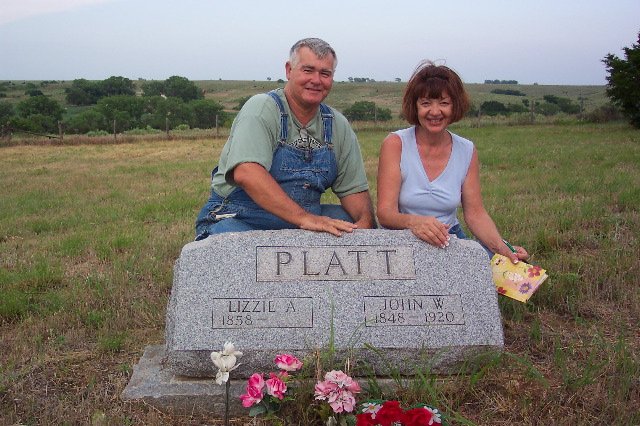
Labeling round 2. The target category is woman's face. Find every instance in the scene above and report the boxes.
[416,91,453,133]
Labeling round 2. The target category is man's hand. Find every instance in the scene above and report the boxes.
[233,162,362,236]
[298,213,358,237]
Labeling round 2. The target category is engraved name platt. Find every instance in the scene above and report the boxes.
[363,295,465,326]
[256,245,416,281]
[211,297,313,329]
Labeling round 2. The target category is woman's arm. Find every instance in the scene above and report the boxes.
[461,148,528,262]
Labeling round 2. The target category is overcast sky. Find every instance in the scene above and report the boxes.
[1,0,638,85]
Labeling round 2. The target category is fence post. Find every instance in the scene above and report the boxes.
[215,114,219,138]
[530,99,535,124]
[113,119,117,142]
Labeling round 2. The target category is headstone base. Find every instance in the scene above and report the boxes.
[121,345,247,417]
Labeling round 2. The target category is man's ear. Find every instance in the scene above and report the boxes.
[285,62,292,80]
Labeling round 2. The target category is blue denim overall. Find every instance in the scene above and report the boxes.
[194,92,353,240]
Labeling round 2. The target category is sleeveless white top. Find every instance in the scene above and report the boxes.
[395,126,474,227]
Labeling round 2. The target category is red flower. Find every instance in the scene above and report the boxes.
[375,400,404,426]
[355,412,378,426]
[403,406,434,426]
[497,286,507,294]
[528,265,542,277]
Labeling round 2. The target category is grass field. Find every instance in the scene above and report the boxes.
[0,120,638,424]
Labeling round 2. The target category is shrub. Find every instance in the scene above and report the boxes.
[584,104,623,123]
[343,101,392,121]
[65,109,108,134]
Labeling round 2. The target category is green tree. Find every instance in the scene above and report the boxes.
[141,76,203,102]
[506,103,527,114]
[603,31,640,127]
[141,80,166,97]
[142,96,193,130]
[96,95,145,131]
[479,100,508,116]
[189,99,227,129]
[65,78,103,105]
[0,102,15,125]
[100,76,135,97]
[165,76,203,101]
[234,96,251,111]
[343,101,391,121]
[65,109,108,133]
[14,95,64,132]
[543,95,580,114]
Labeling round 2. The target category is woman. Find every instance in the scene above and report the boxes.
[376,61,528,263]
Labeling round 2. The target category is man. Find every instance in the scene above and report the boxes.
[195,38,375,239]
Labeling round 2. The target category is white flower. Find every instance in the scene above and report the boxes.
[215,370,230,385]
[222,341,243,357]
[211,342,242,385]
[424,406,442,424]
[361,402,383,418]
[211,352,239,371]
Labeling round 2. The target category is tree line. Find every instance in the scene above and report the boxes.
[0,76,227,136]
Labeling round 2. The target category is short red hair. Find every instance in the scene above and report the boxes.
[402,61,470,125]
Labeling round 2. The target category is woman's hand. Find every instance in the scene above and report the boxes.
[409,216,451,248]
[504,245,529,264]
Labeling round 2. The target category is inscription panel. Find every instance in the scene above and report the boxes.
[256,245,416,281]
[364,295,465,327]
[210,297,313,329]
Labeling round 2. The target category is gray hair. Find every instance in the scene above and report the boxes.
[289,38,338,70]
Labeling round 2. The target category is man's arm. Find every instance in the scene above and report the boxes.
[339,191,376,229]
[232,162,358,236]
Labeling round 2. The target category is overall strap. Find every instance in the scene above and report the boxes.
[319,103,333,144]
[268,90,333,144]
[267,91,288,143]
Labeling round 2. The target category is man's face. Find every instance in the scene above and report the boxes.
[285,47,335,109]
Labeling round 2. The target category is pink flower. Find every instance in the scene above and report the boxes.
[265,372,287,400]
[328,389,357,413]
[315,370,361,414]
[239,373,265,407]
[314,380,339,400]
[247,373,265,390]
[274,354,303,371]
[324,370,362,393]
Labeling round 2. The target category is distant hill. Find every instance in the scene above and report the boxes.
[197,80,608,117]
[1,79,608,118]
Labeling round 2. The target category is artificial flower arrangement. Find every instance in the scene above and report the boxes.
[217,346,448,425]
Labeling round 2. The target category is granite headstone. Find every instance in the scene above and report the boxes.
[164,228,503,378]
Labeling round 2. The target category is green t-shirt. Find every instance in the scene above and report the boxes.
[211,88,369,198]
